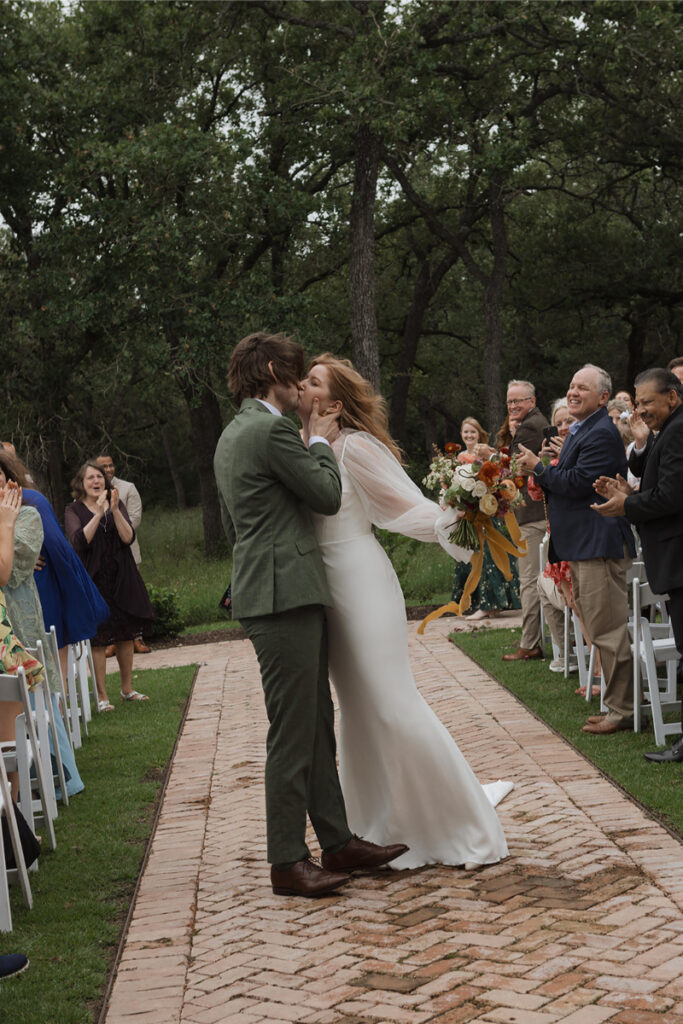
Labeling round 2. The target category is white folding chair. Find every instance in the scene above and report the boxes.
[571,611,606,708]
[74,641,98,716]
[630,577,678,737]
[26,641,69,809]
[636,615,680,746]
[44,626,74,751]
[0,669,56,851]
[0,754,33,930]
[64,646,86,747]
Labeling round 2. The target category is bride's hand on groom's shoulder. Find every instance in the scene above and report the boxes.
[309,397,341,444]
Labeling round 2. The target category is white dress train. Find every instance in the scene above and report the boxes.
[313,430,511,870]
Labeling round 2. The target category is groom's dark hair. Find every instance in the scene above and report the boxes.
[228,331,305,405]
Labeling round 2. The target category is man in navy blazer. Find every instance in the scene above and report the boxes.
[517,364,636,734]
[593,367,683,762]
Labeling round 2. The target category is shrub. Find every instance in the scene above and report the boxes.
[144,584,184,637]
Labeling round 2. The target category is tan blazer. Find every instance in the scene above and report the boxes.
[112,476,142,564]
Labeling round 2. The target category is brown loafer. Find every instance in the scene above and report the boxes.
[321,835,409,873]
[105,644,115,658]
[502,646,543,662]
[270,858,349,897]
[586,714,607,724]
[134,638,151,654]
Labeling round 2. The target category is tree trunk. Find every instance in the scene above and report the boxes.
[177,377,224,556]
[159,424,187,510]
[44,431,66,523]
[349,123,381,391]
[481,178,508,432]
[625,306,650,388]
[389,248,459,447]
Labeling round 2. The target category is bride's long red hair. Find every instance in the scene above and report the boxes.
[308,353,404,463]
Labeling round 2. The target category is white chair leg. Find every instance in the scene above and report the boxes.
[0,757,32,919]
[66,648,82,749]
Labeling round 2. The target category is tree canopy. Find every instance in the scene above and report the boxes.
[1,0,680,549]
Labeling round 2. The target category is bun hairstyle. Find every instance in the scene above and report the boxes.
[308,353,404,463]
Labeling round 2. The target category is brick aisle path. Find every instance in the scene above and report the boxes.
[103,620,683,1024]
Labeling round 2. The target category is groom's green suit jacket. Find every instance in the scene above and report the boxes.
[213,399,342,619]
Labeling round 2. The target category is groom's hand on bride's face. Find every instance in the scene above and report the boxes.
[309,397,341,443]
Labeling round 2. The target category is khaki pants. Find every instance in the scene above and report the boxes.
[518,520,547,650]
[569,554,633,721]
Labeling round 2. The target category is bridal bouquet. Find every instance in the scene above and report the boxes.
[423,445,525,551]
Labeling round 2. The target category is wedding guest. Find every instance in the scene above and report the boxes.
[451,417,520,621]
[502,380,549,662]
[0,451,61,688]
[667,357,683,386]
[593,367,683,761]
[517,364,636,735]
[0,480,47,798]
[65,462,154,709]
[96,454,151,654]
[614,390,634,412]
[529,400,575,673]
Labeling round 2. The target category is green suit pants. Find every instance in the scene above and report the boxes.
[241,604,351,866]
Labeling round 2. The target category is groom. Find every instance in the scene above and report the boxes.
[214,332,408,896]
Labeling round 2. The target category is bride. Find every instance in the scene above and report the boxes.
[298,354,511,870]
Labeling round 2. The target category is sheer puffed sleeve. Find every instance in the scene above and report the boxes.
[8,506,44,587]
[337,432,470,563]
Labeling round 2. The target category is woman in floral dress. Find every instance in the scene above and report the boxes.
[451,417,521,620]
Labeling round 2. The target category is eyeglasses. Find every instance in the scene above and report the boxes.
[506,397,532,406]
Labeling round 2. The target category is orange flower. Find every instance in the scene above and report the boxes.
[478,461,500,486]
[444,441,460,454]
[514,475,526,489]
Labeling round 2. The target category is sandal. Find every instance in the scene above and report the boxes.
[120,690,149,702]
[98,699,115,712]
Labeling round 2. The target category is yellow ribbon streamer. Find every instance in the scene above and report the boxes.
[417,511,528,635]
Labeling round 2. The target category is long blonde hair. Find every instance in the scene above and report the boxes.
[308,353,404,463]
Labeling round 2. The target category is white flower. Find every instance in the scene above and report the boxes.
[479,493,499,515]
[472,480,488,498]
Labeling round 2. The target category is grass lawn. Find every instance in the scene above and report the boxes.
[1,664,196,1024]
[452,626,683,839]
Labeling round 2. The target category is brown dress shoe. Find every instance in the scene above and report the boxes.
[134,638,151,654]
[502,646,543,662]
[105,644,116,658]
[321,835,409,873]
[270,858,349,897]
[586,714,607,724]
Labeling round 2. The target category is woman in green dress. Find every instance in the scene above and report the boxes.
[451,417,521,620]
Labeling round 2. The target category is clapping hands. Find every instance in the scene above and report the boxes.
[590,473,633,517]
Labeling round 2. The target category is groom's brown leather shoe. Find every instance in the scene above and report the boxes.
[321,835,409,873]
[271,858,350,897]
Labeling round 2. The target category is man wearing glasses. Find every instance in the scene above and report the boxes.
[503,380,549,661]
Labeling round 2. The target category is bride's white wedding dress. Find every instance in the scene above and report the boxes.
[312,430,511,870]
